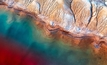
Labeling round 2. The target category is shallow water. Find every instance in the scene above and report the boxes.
[0,9,94,65]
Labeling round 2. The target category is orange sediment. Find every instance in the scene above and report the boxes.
[1,3,107,65]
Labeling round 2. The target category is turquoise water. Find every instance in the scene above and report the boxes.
[0,9,93,65]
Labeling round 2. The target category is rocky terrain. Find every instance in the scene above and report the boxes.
[1,0,107,35]
[1,0,107,52]
[1,1,107,65]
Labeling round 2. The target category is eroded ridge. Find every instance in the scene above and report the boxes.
[1,0,107,48]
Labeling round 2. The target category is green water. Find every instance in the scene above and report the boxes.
[0,9,93,65]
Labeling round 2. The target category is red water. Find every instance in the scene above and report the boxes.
[0,36,48,65]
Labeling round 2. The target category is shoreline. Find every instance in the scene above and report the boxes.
[1,2,107,65]
[0,4,107,54]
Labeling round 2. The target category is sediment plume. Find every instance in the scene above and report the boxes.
[1,0,107,55]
